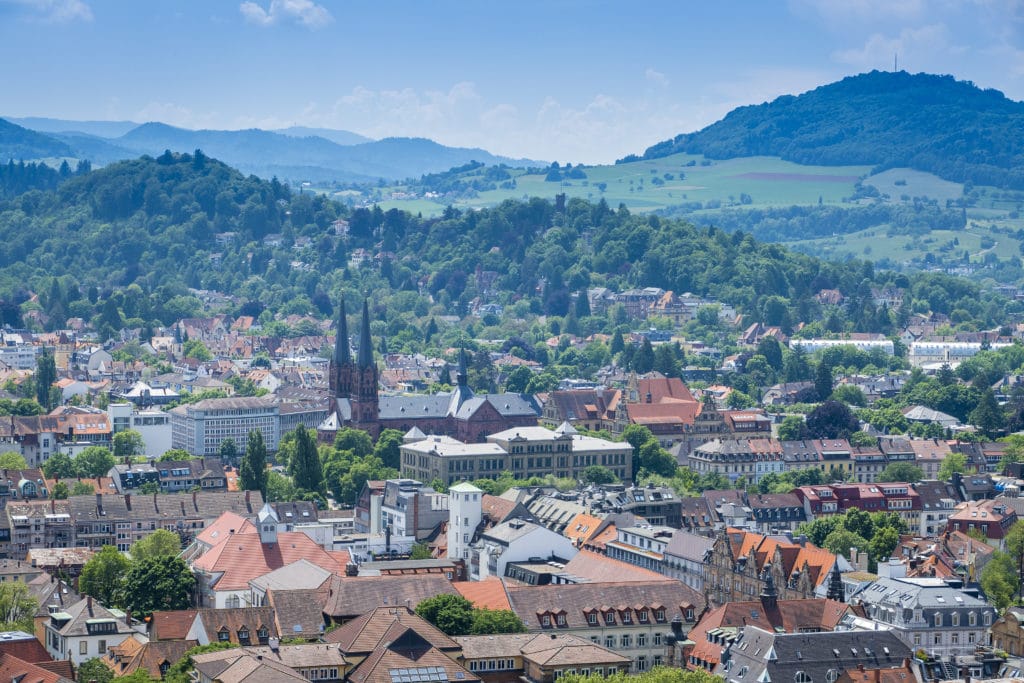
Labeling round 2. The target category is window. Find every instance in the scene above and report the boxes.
[587,613,598,625]
[238,628,250,645]
[605,612,615,625]
[795,673,812,683]
[638,633,647,647]
[98,640,106,654]
[556,614,566,626]
[622,611,633,624]
[654,633,662,646]
[639,610,649,623]
[913,635,921,646]
[952,613,960,627]
[80,641,88,655]
[934,613,942,627]
[257,627,269,645]
[655,609,666,622]
[969,612,977,627]
[620,635,631,648]
[637,657,648,672]
[933,635,941,646]
[826,671,839,683]
[605,636,615,649]
[952,634,959,645]
[541,615,551,628]
[218,629,230,642]
[969,633,976,644]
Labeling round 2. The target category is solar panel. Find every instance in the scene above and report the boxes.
[389,667,448,683]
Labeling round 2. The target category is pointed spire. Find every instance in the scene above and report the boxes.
[333,296,350,365]
[826,560,845,602]
[357,299,373,369]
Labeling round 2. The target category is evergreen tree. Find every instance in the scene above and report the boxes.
[815,361,833,401]
[633,338,655,373]
[240,429,268,495]
[970,388,1005,436]
[610,330,625,356]
[289,425,323,492]
[35,351,56,411]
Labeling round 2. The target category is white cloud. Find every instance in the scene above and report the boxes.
[645,68,669,87]
[790,0,927,25]
[832,23,951,70]
[4,0,92,23]
[239,0,332,29]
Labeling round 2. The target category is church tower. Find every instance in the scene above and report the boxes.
[329,296,352,397]
[328,297,380,437]
[350,299,380,436]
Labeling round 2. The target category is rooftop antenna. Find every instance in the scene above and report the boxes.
[894,52,898,72]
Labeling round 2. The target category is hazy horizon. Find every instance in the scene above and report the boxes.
[0,0,1021,164]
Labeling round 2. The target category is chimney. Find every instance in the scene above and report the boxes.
[125,494,131,511]
[86,595,93,615]
[153,491,159,513]
[192,490,198,511]
[125,609,131,626]
[95,493,102,513]
[50,499,54,513]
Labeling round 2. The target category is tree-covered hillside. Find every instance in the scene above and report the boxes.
[0,151,1012,340]
[636,71,1024,189]
[0,118,73,161]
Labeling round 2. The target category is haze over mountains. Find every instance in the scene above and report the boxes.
[4,71,1024,191]
[0,117,541,183]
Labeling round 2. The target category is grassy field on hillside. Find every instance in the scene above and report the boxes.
[364,154,874,215]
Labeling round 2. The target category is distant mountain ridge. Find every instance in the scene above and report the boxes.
[636,70,1024,189]
[0,117,543,183]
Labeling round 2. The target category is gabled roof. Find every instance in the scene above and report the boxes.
[453,577,511,611]
[321,575,458,620]
[103,638,197,679]
[687,598,851,669]
[324,606,459,655]
[192,531,345,591]
[0,653,71,683]
[196,607,280,644]
[250,559,333,593]
[558,549,672,583]
[347,623,477,683]
[47,598,134,637]
[149,609,198,641]
[195,511,256,547]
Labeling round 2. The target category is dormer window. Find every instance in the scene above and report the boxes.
[587,613,598,625]
[218,628,230,642]
[655,609,666,622]
[238,628,250,645]
[638,610,649,623]
[621,610,632,624]
[604,612,615,625]
[541,615,551,628]
[257,627,269,644]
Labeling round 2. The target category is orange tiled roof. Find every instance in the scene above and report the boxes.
[454,577,511,611]
[195,511,256,547]
[563,513,603,547]
[560,549,673,583]
[192,531,345,591]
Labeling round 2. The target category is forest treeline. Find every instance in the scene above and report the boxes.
[635,71,1024,190]
[0,150,1015,349]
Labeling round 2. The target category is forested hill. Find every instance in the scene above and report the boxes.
[0,118,73,161]
[0,151,1007,338]
[635,71,1024,189]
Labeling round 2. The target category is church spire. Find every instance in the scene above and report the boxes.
[826,560,845,602]
[357,299,373,369]
[333,296,350,365]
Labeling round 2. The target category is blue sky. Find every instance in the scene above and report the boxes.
[0,0,1021,163]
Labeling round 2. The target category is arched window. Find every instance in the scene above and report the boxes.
[226,595,241,609]
[826,670,839,683]
[795,672,812,683]
[934,613,942,627]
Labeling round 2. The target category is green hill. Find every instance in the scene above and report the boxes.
[636,71,1024,189]
[0,151,1009,341]
[0,118,73,161]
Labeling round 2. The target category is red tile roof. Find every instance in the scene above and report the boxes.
[193,532,346,591]
[454,577,511,611]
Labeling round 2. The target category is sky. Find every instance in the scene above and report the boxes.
[0,0,1022,164]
